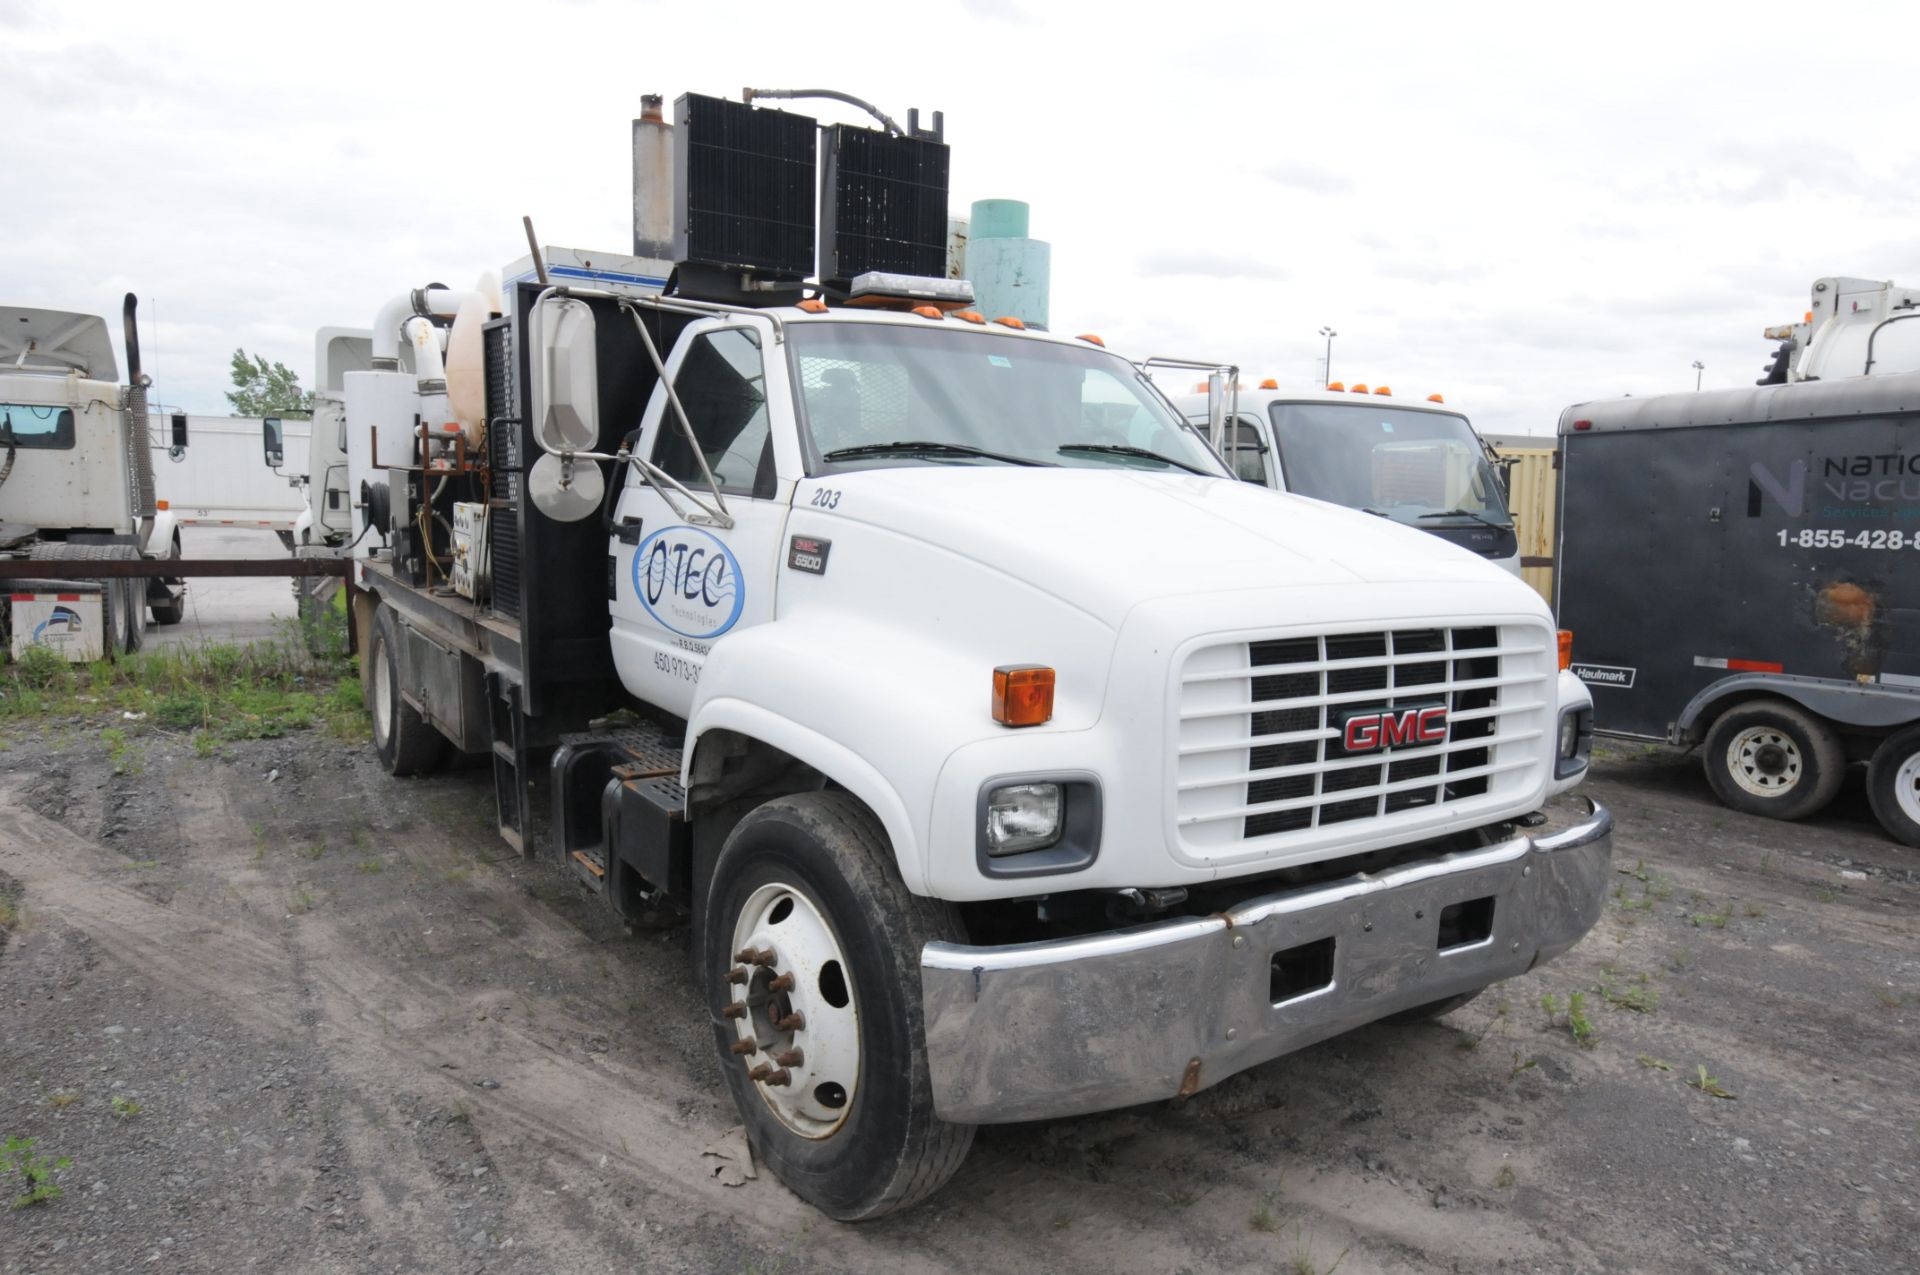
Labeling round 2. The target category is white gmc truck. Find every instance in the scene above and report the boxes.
[340,89,1610,1221]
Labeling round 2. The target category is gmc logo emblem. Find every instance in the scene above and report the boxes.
[1342,705,1448,753]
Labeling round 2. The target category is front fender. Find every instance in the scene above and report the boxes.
[146,509,180,557]
[687,617,1008,897]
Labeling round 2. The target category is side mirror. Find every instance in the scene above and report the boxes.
[533,296,599,453]
[262,416,284,469]
[169,412,188,451]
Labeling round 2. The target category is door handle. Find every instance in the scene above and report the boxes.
[615,517,644,545]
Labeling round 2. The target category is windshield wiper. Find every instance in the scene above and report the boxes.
[824,440,1049,467]
[1057,443,1208,475]
[1416,508,1510,530]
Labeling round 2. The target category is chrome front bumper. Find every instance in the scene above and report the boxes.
[921,799,1613,1124]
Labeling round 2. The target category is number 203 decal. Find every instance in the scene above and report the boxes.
[809,487,842,510]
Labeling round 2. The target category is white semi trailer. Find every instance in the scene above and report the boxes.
[0,296,185,656]
[333,90,1611,1219]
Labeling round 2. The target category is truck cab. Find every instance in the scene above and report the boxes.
[340,88,1609,1223]
[1173,384,1521,574]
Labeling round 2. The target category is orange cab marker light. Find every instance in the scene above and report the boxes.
[994,315,1025,329]
[1427,393,1445,403]
[1349,383,1369,394]
[911,305,944,320]
[1076,332,1105,346]
[1804,311,1813,323]
[1374,385,1392,396]
[955,310,985,324]
[797,298,827,313]
[1326,381,1345,392]
[156,499,170,511]
[1258,377,1279,390]
[992,665,1055,727]
[1557,630,1573,671]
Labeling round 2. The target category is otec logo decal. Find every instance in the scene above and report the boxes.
[1341,705,1448,753]
[631,526,745,639]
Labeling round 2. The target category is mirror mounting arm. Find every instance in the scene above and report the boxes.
[619,302,732,525]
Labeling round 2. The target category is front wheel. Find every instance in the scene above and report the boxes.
[703,792,973,1220]
[1866,725,1920,848]
[1702,700,1844,821]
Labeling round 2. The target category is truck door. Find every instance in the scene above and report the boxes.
[608,321,790,717]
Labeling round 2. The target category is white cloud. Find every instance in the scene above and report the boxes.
[3,0,1918,441]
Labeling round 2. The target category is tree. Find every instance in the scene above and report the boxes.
[225,349,314,417]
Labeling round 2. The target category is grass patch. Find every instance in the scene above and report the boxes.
[0,1135,70,1208]
[288,889,314,916]
[109,1095,141,1120]
[1598,973,1660,1014]
[1688,1065,1736,1100]
[1250,1198,1282,1233]
[1637,1054,1674,1072]
[0,633,365,745]
[355,859,384,874]
[1493,1163,1517,1189]
[46,1091,80,1109]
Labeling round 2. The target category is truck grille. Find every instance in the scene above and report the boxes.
[1175,624,1553,858]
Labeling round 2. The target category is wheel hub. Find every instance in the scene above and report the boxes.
[726,882,859,1139]
[1728,726,1802,797]
[1895,752,1920,826]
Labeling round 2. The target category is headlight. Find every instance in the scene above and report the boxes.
[985,782,1062,855]
[1554,706,1594,779]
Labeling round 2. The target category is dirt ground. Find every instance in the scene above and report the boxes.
[0,716,1914,1274]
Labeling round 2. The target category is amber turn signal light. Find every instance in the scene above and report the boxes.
[992,665,1055,727]
[1557,630,1573,671]
[1258,377,1279,389]
[993,315,1025,329]
[797,298,827,313]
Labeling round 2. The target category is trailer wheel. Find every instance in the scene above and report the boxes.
[1702,700,1844,820]
[1866,725,1920,848]
[702,792,973,1221]
[367,605,447,776]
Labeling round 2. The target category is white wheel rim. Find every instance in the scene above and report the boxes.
[371,636,392,748]
[1727,725,1802,798]
[1895,752,1920,826]
[727,881,860,1139]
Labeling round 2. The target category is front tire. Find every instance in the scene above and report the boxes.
[703,792,973,1220]
[1702,700,1844,821]
[367,605,448,775]
[1866,725,1920,848]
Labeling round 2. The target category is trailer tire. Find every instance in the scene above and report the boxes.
[121,578,146,653]
[368,605,447,776]
[1701,700,1844,821]
[1866,725,1920,848]
[702,791,973,1221]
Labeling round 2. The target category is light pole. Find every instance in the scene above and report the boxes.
[1692,359,1705,390]
[1319,326,1337,386]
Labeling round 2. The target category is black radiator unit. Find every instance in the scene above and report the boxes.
[672,93,817,280]
[482,317,522,622]
[818,124,951,289]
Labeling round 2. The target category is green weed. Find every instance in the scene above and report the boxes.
[1637,1055,1674,1072]
[1493,1164,1517,1189]
[0,1135,69,1208]
[1688,1065,1736,1100]
[109,1095,141,1120]
[355,859,384,874]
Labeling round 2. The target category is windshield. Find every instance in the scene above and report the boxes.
[1267,402,1510,525]
[788,322,1228,476]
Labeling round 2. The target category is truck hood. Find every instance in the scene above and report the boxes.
[819,467,1540,630]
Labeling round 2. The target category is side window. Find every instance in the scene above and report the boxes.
[652,328,773,496]
[1225,421,1267,485]
[0,403,76,450]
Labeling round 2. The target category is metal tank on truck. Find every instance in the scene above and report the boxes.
[327,89,1612,1220]
[1556,274,1920,845]
[0,295,186,659]
[1171,380,1522,573]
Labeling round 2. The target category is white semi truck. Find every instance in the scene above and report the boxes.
[336,91,1610,1219]
[1172,383,1522,574]
[1,296,185,656]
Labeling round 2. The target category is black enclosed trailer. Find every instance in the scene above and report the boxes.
[1554,370,1920,844]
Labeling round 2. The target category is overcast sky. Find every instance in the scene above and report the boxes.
[5,0,1917,437]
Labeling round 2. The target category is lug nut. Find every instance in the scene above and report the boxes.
[734,946,777,967]
[725,966,749,986]
[748,1062,773,1082]
[767,973,795,993]
[774,1048,804,1067]
[729,1037,759,1056]
[764,1068,792,1087]
[776,1012,806,1032]
[721,1004,747,1020]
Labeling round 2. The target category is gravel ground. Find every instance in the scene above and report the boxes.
[0,718,1914,1274]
